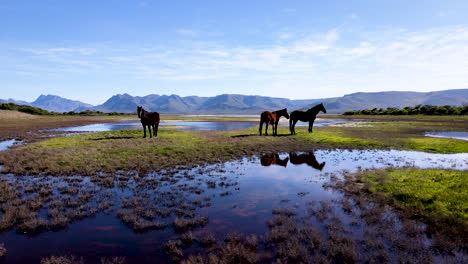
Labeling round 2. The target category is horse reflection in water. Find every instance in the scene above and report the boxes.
[260,153,289,167]
[289,152,326,171]
[260,152,326,171]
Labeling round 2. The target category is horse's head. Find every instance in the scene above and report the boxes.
[319,103,327,114]
[318,162,326,171]
[279,108,290,119]
[137,106,143,118]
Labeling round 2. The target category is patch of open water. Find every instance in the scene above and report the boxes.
[0,149,466,263]
[43,119,349,134]
[425,131,468,141]
[0,139,21,152]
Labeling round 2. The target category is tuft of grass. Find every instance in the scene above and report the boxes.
[0,243,6,257]
[40,255,85,264]
[359,168,468,225]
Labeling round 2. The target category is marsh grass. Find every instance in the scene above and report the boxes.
[0,243,6,257]
[332,168,468,258]
[1,116,467,176]
[40,255,85,264]
[358,168,468,225]
[40,255,126,264]
[0,110,124,143]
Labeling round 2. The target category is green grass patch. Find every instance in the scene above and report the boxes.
[359,168,468,224]
[399,137,468,153]
[1,116,467,175]
[295,129,386,148]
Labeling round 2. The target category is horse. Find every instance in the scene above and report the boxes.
[259,108,289,136]
[289,152,326,171]
[137,106,160,138]
[289,103,327,134]
[260,153,289,167]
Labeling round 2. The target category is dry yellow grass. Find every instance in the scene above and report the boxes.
[0,110,124,142]
[0,110,40,120]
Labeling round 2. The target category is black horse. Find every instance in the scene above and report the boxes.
[289,152,326,171]
[137,106,160,138]
[289,103,327,134]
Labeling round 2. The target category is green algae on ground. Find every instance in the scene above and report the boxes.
[358,168,468,224]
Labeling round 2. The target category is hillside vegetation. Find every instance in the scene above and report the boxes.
[0,103,53,115]
[343,104,468,116]
[0,103,128,116]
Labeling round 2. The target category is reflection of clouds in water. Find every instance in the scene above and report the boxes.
[0,149,466,262]
[84,225,120,231]
[88,241,123,248]
[425,131,468,141]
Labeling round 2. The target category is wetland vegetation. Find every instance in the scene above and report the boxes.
[0,110,467,263]
[343,104,468,116]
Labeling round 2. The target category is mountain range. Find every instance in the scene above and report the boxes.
[0,94,93,113]
[2,89,467,114]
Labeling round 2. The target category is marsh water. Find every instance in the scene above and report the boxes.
[0,149,466,263]
[425,131,468,141]
[0,139,20,152]
[44,118,348,133]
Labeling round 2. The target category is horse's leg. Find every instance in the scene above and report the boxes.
[289,119,293,134]
[308,119,316,133]
[274,121,278,136]
[143,125,147,138]
[259,121,263,136]
[154,124,159,137]
[265,123,269,136]
[292,120,298,134]
[148,125,152,138]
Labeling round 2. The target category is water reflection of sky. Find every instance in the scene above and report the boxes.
[0,149,467,263]
[0,139,20,151]
[44,121,256,132]
[425,131,468,141]
[44,119,349,133]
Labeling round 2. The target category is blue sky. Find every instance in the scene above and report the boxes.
[1,0,468,104]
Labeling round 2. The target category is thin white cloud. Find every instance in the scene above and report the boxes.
[2,25,468,99]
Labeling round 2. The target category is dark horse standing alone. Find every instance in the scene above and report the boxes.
[259,108,289,136]
[289,103,327,134]
[137,106,160,138]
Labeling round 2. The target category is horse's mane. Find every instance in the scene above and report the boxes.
[307,104,322,112]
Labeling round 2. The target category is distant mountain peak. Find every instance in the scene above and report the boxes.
[29,94,94,112]
[2,89,467,114]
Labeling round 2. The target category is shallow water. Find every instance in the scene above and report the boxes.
[425,131,468,141]
[0,139,20,151]
[44,120,257,132]
[43,119,347,133]
[0,149,466,263]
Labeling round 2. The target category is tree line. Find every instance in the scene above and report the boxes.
[0,103,129,116]
[343,104,468,116]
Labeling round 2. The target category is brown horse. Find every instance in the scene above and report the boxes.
[289,103,326,134]
[289,152,326,171]
[260,153,289,167]
[137,106,160,138]
[259,108,289,136]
